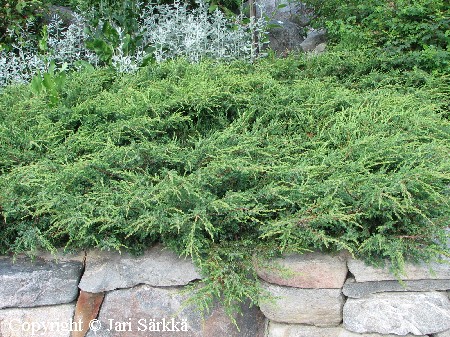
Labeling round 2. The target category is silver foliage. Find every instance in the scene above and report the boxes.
[1,1,268,87]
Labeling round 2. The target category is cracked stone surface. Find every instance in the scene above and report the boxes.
[78,244,201,292]
[344,292,450,335]
[0,256,83,308]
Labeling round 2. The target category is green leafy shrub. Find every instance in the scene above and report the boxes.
[303,0,449,70]
[0,0,49,51]
[0,56,449,312]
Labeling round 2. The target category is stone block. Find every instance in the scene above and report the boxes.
[0,256,83,309]
[348,258,450,282]
[343,277,450,298]
[256,251,348,289]
[78,244,201,292]
[259,281,344,326]
[344,292,450,335]
[85,284,265,337]
[0,303,76,337]
[267,322,425,337]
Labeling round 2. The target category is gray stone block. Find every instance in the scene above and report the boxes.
[0,257,83,309]
[267,322,425,337]
[85,284,266,337]
[259,281,344,326]
[344,292,450,335]
[348,258,450,282]
[0,303,76,337]
[256,251,348,289]
[78,244,201,292]
[343,277,450,298]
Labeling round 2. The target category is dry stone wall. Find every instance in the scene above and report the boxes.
[0,246,449,337]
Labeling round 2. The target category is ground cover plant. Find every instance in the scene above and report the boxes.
[1,52,449,314]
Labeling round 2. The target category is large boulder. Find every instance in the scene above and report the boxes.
[267,20,304,53]
[244,0,317,52]
[253,0,312,27]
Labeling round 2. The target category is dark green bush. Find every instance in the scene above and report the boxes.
[0,0,48,50]
[0,56,449,312]
[303,0,449,70]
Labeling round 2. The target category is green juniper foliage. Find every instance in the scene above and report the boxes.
[0,55,449,313]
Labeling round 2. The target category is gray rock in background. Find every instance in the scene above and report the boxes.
[0,303,76,337]
[343,277,450,298]
[348,258,450,282]
[251,0,312,26]
[259,281,344,326]
[86,284,266,337]
[244,0,317,52]
[0,257,83,309]
[300,29,327,52]
[267,322,426,337]
[42,5,78,27]
[78,245,201,292]
[268,20,304,52]
[344,292,450,335]
[256,251,348,289]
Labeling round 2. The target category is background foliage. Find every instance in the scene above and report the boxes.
[304,0,449,71]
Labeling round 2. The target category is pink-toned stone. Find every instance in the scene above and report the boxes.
[256,251,348,288]
[71,291,104,337]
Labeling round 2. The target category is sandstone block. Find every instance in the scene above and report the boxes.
[78,245,201,292]
[256,251,348,289]
[343,277,450,298]
[0,257,83,309]
[72,291,105,337]
[348,258,450,282]
[0,304,76,337]
[259,281,344,326]
[344,292,450,335]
